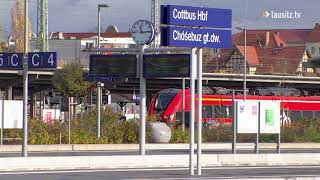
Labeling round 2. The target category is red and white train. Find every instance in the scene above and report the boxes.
[148,88,320,126]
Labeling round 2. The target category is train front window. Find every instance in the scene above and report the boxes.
[154,89,179,113]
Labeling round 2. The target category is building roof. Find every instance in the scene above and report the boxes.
[220,24,320,75]
[50,32,131,40]
[236,45,260,65]
[221,45,307,75]
[255,46,307,75]
[233,29,312,46]
[233,23,320,45]
[307,23,320,43]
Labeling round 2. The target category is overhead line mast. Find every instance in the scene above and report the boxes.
[37,0,49,51]
[151,0,160,47]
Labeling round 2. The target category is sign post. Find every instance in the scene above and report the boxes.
[197,48,202,175]
[97,82,101,139]
[1,94,4,145]
[256,102,260,154]
[22,0,29,157]
[182,78,185,131]
[161,4,232,176]
[189,47,196,175]
[232,90,236,154]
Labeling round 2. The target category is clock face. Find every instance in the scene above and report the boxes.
[131,20,155,45]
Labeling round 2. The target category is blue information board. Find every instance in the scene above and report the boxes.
[28,52,57,68]
[161,26,231,48]
[161,5,232,28]
[0,53,23,69]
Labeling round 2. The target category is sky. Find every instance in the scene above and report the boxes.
[0,0,320,39]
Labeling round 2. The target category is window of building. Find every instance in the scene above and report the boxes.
[86,42,94,49]
[311,47,315,54]
[318,47,320,54]
[212,48,218,54]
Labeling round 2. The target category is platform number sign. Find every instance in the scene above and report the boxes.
[0,52,57,69]
[28,52,57,68]
[0,53,23,69]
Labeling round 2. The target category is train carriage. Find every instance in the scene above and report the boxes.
[148,88,320,126]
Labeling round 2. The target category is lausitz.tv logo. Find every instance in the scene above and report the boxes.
[261,10,301,19]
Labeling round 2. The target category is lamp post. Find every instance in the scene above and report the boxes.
[97,4,109,138]
[98,4,110,48]
[236,26,247,100]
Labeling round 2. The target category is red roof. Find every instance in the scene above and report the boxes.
[233,29,311,46]
[221,46,308,75]
[307,23,320,43]
[236,45,259,65]
[255,46,307,75]
[51,32,131,39]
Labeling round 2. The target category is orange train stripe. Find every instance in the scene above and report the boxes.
[201,98,230,101]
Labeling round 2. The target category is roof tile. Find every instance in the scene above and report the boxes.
[236,45,260,65]
[255,46,307,75]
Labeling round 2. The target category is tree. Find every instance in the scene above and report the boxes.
[0,19,4,52]
[0,42,6,52]
[53,63,94,97]
[11,0,32,52]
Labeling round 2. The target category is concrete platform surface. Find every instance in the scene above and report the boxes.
[1,153,320,171]
[1,143,320,152]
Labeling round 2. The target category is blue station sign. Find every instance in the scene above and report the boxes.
[161,5,232,28]
[28,52,57,69]
[0,52,57,69]
[161,26,231,48]
[0,53,23,69]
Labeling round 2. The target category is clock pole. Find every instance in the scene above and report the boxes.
[139,44,146,155]
[130,20,155,156]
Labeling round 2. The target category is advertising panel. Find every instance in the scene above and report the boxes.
[260,101,281,134]
[42,109,61,124]
[0,100,23,129]
[236,100,259,134]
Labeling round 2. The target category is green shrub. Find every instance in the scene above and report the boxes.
[28,119,61,144]
[203,125,232,142]
[3,113,320,144]
[170,127,189,143]
[3,129,21,144]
